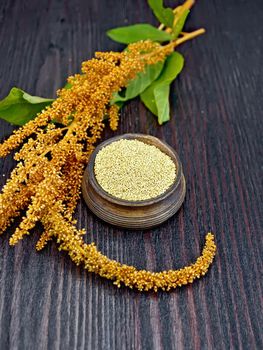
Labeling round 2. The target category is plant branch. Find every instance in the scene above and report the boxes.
[174,28,205,46]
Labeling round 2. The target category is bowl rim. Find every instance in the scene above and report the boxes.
[86,133,183,207]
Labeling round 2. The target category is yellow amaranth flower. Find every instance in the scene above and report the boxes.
[108,104,120,131]
[0,40,216,292]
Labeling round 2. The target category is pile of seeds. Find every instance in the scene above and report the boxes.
[94,139,176,201]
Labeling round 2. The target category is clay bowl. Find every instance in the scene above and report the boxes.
[82,133,186,229]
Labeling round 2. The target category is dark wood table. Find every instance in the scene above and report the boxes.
[0,0,262,349]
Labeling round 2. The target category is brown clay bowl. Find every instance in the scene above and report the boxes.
[82,133,186,229]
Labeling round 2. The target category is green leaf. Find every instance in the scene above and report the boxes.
[140,51,184,124]
[148,0,175,28]
[172,10,190,39]
[153,83,170,124]
[64,82,72,89]
[111,60,164,103]
[114,101,124,109]
[106,24,172,44]
[0,87,54,126]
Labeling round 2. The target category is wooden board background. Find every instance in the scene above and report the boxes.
[0,0,262,349]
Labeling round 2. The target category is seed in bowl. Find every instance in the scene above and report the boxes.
[94,139,176,201]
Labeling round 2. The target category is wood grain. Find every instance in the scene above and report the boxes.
[0,0,262,349]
